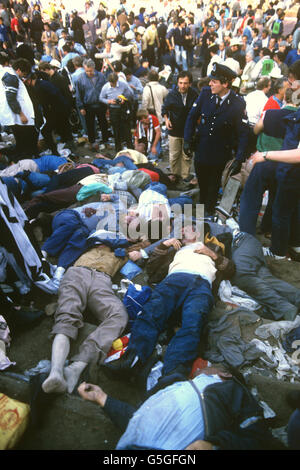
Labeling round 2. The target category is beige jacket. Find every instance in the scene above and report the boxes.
[142,81,168,124]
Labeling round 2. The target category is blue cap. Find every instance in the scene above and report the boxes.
[41,55,52,63]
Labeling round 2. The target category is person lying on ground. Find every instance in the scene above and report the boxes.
[77,363,278,450]
[103,225,235,392]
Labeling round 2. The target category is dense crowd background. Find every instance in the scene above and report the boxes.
[0,0,299,158]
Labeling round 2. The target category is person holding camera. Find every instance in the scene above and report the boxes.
[100,72,134,152]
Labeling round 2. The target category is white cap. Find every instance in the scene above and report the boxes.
[270,67,283,78]
[137,26,145,35]
[50,59,61,69]
[125,30,135,40]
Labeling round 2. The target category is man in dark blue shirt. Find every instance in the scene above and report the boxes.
[162,70,198,180]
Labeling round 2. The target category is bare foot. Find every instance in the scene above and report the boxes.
[42,371,67,394]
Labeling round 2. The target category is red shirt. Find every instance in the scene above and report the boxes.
[263,95,282,112]
[134,114,160,141]
[11,17,19,32]
[138,168,160,182]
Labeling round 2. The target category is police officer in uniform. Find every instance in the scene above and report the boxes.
[184,63,249,215]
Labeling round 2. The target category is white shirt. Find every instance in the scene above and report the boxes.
[219,90,231,106]
[223,57,241,75]
[85,6,97,22]
[107,25,120,40]
[168,243,217,286]
[110,42,134,62]
[245,89,268,126]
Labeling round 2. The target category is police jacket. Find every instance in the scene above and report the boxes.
[161,86,198,138]
[184,86,248,166]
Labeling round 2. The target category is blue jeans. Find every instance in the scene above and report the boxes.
[42,210,90,269]
[239,161,277,235]
[175,45,187,70]
[128,272,213,375]
[148,140,162,161]
[271,179,300,256]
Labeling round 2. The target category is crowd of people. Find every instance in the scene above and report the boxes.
[0,0,300,452]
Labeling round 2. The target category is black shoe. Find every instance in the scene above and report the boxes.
[146,364,188,398]
[101,349,141,378]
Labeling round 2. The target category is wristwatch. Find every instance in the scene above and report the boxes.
[262,151,268,161]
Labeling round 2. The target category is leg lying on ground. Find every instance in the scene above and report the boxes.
[42,334,70,394]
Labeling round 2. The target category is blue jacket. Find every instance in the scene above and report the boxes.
[161,86,198,138]
[276,108,300,187]
[285,49,300,67]
[75,70,106,109]
[184,86,248,165]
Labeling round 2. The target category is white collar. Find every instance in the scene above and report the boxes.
[218,90,231,104]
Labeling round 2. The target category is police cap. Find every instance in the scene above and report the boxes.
[209,62,237,82]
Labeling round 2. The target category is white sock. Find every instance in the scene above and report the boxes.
[42,334,70,394]
[64,361,87,393]
[291,247,300,253]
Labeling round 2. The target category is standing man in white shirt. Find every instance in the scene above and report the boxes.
[85,1,98,44]
[245,77,271,127]
[244,77,271,155]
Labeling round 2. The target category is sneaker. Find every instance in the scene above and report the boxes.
[225,217,240,232]
[53,266,65,282]
[262,247,287,260]
[34,273,59,295]
[49,264,57,277]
